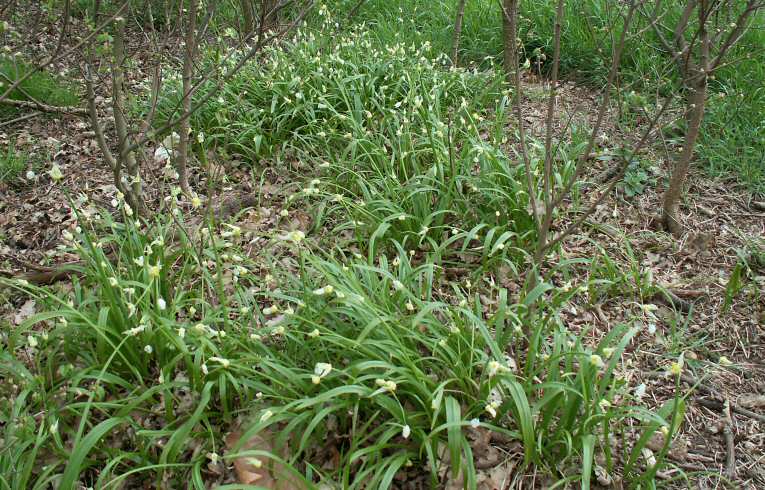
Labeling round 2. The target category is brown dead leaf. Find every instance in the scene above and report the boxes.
[225,429,306,489]
[477,459,517,490]
[14,299,36,325]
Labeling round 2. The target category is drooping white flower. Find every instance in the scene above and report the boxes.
[260,409,274,422]
[148,264,161,278]
[210,356,231,368]
[375,378,397,393]
[590,354,605,369]
[282,230,305,244]
[313,285,334,296]
[402,425,411,439]
[263,304,279,315]
[49,163,63,182]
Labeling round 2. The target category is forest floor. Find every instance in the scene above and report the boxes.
[1,7,765,489]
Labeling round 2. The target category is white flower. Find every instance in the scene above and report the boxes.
[210,356,231,368]
[26,170,36,180]
[314,362,332,379]
[469,418,480,428]
[487,360,510,377]
[282,230,305,243]
[260,409,274,422]
[590,354,605,369]
[148,264,161,278]
[313,285,334,296]
[177,327,186,338]
[108,277,119,287]
[405,301,415,311]
[201,363,208,375]
[28,335,38,348]
[157,298,166,310]
[485,401,499,418]
[144,345,153,354]
[308,328,320,338]
[191,195,202,208]
[134,256,145,267]
[718,356,733,367]
[62,230,74,242]
[263,304,279,315]
[392,280,404,291]
[49,163,63,182]
[375,378,397,393]
[402,425,411,439]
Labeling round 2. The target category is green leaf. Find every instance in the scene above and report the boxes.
[59,417,128,490]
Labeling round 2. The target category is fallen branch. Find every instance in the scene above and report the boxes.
[646,372,765,423]
[0,110,43,127]
[695,398,765,424]
[652,288,693,312]
[0,259,85,285]
[0,97,87,116]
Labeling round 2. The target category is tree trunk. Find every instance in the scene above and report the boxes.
[662,0,710,236]
[111,18,147,215]
[661,77,707,236]
[176,0,198,195]
[501,0,518,80]
[240,0,256,35]
[451,0,467,65]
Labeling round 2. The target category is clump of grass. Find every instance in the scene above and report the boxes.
[0,56,79,118]
[0,142,27,183]
[2,192,685,487]
[159,7,542,259]
[515,1,765,192]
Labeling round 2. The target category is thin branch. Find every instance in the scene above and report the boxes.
[0,1,130,104]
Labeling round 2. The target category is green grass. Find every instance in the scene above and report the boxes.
[12,1,752,486]
[0,57,79,119]
[0,142,27,183]
[335,0,765,193]
[0,5,696,487]
[1,194,685,487]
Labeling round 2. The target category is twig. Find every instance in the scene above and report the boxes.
[0,111,42,127]
[722,399,736,480]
